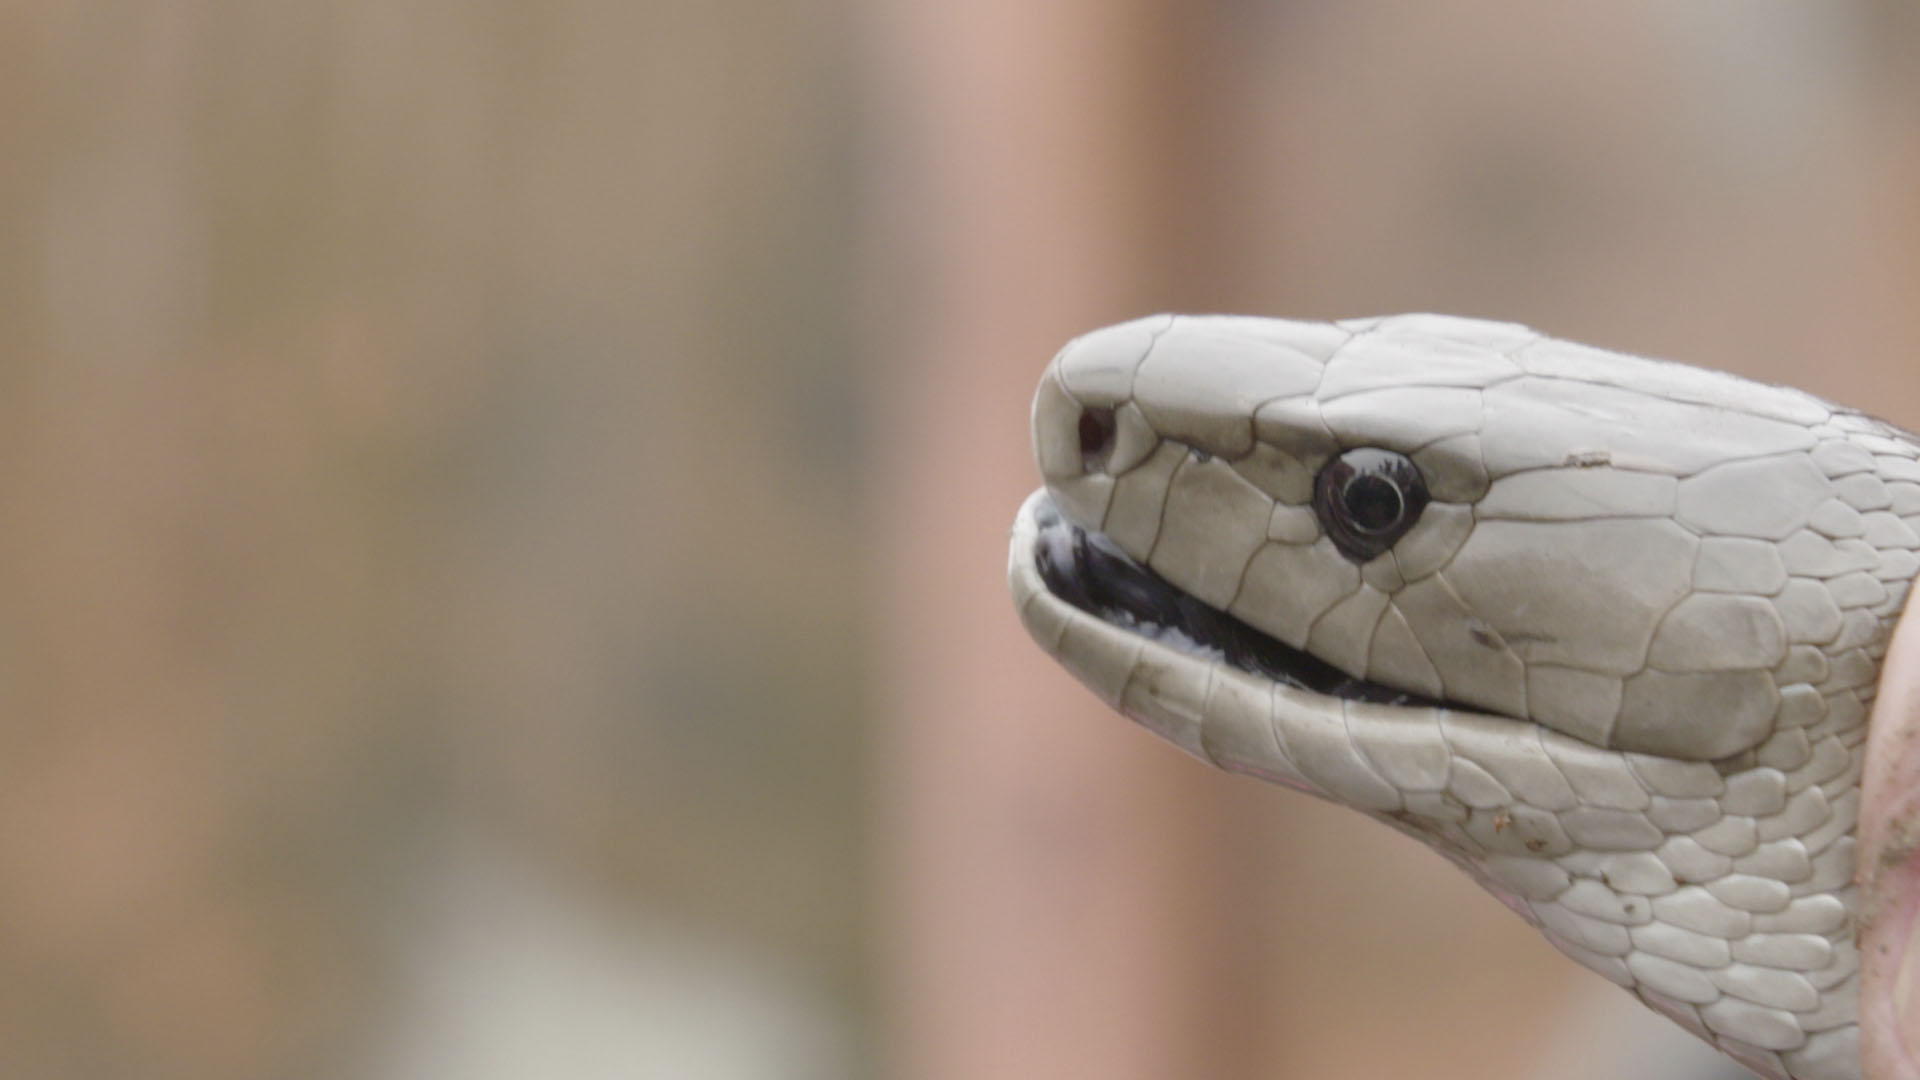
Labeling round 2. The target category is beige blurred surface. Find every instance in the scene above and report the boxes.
[0,3,1916,1079]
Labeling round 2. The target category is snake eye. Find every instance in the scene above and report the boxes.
[1313,448,1429,563]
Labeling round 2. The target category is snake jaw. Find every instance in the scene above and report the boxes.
[1011,487,1340,794]
[1029,493,1452,710]
[1013,313,1920,1080]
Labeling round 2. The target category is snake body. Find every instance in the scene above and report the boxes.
[1007,314,1920,1080]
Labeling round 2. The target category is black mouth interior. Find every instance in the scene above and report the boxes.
[1032,499,1449,708]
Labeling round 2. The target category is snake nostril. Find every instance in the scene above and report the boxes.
[1077,407,1116,468]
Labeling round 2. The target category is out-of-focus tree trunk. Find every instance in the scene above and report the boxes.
[863,3,1272,1078]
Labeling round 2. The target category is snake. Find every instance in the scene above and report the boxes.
[1005,313,1920,1080]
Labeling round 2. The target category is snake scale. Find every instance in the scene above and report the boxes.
[1006,314,1920,1080]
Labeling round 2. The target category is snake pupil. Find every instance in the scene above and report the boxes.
[1342,474,1404,533]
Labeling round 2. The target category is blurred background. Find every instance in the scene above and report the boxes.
[3,2,1918,1078]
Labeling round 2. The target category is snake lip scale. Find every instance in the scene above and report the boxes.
[1008,312,1920,1080]
[1032,493,1453,711]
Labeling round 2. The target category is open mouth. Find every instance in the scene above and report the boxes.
[1031,496,1451,709]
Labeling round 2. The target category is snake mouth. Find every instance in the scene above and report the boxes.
[1031,496,1450,709]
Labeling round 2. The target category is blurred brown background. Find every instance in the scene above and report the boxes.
[3,3,1917,1079]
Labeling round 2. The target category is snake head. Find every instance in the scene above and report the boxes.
[1009,313,1920,1080]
